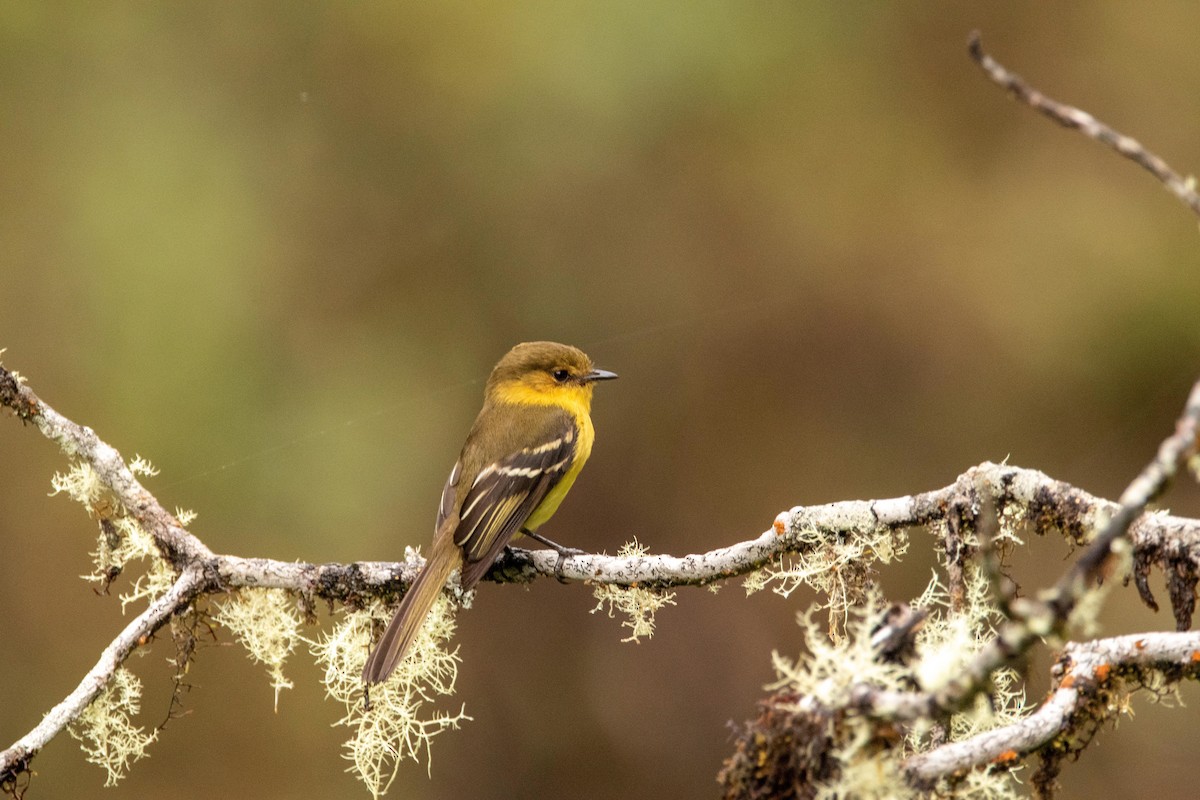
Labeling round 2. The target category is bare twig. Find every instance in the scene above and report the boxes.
[968,31,1200,220]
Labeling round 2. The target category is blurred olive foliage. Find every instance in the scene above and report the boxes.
[3,3,1200,798]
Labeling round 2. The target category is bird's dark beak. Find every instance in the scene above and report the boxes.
[582,368,618,383]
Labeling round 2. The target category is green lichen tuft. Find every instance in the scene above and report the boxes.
[744,521,908,639]
[81,517,174,612]
[127,455,159,477]
[311,594,470,797]
[214,588,303,710]
[590,540,676,642]
[68,668,158,786]
[50,462,105,510]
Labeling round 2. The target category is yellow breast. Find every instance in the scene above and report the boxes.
[523,410,593,530]
[492,379,596,532]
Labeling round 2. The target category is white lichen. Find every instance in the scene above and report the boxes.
[127,455,159,477]
[80,516,174,612]
[590,540,676,642]
[768,541,1032,798]
[905,564,1027,795]
[776,592,1026,799]
[818,729,905,800]
[68,667,158,786]
[51,462,175,611]
[50,462,105,509]
[770,591,911,799]
[744,521,908,638]
[213,588,303,710]
[311,595,469,797]
[771,589,910,709]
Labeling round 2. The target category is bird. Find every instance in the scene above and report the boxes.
[361,341,617,685]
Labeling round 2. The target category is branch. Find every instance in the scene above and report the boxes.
[856,376,1200,726]
[4,32,1198,800]
[968,31,1200,220]
[0,366,211,570]
[6,357,1200,793]
[145,460,1200,596]
[5,361,1198,599]
[833,35,1200,733]
[904,631,1200,782]
[0,359,1184,600]
[0,567,205,787]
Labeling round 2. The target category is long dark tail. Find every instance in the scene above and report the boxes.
[362,535,459,685]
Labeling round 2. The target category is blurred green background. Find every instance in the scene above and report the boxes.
[3,3,1200,798]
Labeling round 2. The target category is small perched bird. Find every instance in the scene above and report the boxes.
[361,341,617,685]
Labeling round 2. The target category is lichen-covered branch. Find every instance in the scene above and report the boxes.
[0,365,211,570]
[5,361,1200,601]
[721,371,1200,799]
[7,352,1200,796]
[904,631,1200,784]
[7,355,1200,795]
[751,377,1199,800]
[856,377,1200,728]
[0,567,205,788]
[723,33,1200,800]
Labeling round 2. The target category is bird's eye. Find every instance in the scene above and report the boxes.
[551,369,571,383]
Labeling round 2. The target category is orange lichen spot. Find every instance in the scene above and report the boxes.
[1094,663,1111,683]
[1190,650,1200,664]
[1135,639,1146,651]
[992,749,1020,767]
[773,517,787,536]
[1059,674,1076,689]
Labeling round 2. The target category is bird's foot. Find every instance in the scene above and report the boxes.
[521,529,586,582]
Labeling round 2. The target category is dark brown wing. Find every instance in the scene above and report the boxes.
[436,459,460,532]
[453,411,577,588]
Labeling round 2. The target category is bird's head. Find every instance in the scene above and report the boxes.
[486,341,617,411]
